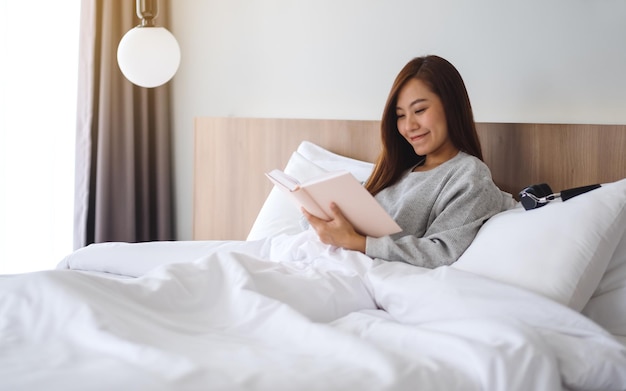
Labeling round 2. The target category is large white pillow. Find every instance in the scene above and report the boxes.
[582,230,626,336]
[453,178,626,311]
[246,142,375,241]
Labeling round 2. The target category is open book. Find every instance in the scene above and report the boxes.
[265,169,402,238]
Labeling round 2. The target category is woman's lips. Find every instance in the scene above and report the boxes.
[410,132,428,142]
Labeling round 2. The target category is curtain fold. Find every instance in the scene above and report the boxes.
[74,0,173,249]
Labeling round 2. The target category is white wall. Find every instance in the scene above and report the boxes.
[170,0,626,240]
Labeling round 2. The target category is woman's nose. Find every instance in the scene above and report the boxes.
[405,113,419,131]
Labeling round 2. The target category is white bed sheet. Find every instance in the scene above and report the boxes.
[2,231,626,391]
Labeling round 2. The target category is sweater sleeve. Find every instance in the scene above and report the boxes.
[365,161,503,268]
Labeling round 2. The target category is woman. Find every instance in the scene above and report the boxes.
[304,55,505,268]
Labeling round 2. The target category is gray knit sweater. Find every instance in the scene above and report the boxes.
[366,151,504,268]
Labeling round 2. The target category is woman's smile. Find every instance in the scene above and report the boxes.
[409,131,430,143]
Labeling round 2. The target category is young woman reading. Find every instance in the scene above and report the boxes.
[303,55,506,268]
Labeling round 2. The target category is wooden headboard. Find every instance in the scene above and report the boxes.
[193,117,626,240]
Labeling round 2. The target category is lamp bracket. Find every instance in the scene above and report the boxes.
[136,0,158,27]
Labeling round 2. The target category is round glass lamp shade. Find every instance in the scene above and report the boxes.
[117,26,181,88]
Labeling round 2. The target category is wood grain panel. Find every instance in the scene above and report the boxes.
[194,118,626,240]
[478,123,626,195]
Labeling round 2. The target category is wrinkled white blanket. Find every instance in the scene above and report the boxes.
[2,231,626,391]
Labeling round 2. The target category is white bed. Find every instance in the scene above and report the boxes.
[1,118,626,391]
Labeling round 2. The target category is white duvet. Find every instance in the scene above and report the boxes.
[2,231,626,391]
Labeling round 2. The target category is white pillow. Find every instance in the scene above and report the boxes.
[453,178,626,311]
[296,141,375,183]
[246,151,327,241]
[582,230,626,336]
[246,142,375,241]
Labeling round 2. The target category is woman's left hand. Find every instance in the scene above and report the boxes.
[302,202,366,252]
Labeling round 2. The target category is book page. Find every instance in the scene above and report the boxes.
[265,169,300,192]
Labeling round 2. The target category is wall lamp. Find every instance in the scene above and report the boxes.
[117,0,180,88]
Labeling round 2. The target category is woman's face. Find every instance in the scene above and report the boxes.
[395,78,458,165]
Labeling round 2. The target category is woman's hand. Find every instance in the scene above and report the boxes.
[302,203,366,252]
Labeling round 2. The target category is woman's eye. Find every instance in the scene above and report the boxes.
[396,114,405,119]
[415,108,426,114]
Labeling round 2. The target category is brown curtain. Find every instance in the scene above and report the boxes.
[74,0,174,249]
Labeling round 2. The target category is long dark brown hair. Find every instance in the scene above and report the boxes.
[365,55,483,196]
